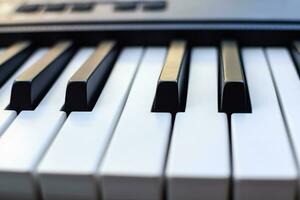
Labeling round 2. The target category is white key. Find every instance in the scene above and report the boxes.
[266,48,300,194]
[99,48,172,200]
[166,48,229,200]
[0,48,93,200]
[232,48,297,200]
[37,48,144,200]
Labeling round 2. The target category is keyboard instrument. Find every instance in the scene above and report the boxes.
[0,0,300,200]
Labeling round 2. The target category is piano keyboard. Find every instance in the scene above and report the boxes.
[0,40,299,200]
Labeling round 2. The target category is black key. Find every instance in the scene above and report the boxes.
[16,4,41,13]
[45,4,66,12]
[219,40,251,113]
[72,3,93,12]
[143,0,166,11]
[9,41,75,111]
[115,1,137,11]
[64,41,118,112]
[0,41,33,87]
[152,40,189,113]
[290,41,300,76]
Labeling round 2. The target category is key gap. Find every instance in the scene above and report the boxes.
[264,48,300,199]
[227,114,234,200]
[161,113,176,200]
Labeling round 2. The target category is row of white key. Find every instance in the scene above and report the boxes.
[38,47,144,200]
[0,48,94,200]
[0,44,298,200]
[232,48,297,200]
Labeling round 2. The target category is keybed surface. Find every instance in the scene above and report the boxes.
[0,41,298,200]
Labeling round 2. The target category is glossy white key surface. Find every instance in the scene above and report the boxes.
[0,49,93,200]
[232,48,297,200]
[166,48,229,200]
[0,111,16,134]
[37,48,143,200]
[266,48,300,192]
[99,48,172,200]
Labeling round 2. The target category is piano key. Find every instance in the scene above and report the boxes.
[166,48,229,200]
[266,47,300,193]
[219,40,251,113]
[232,48,297,200]
[153,40,188,113]
[9,41,74,111]
[0,41,32,87]
[0,48,93,200]
[72,3,94,12]
[0,49,47,137]
[37,48,94,110]
[64,41,117,112]
[142,0,166,11]
[45,3,66,12]
[290,41,300,75]
[114,1,137,11]
[0,48,47,111]
[16,4,42,13]
[100,48,172,200]
[37,47,143,200]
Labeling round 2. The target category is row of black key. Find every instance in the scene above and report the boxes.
[2,40,300,115]
[7,41,117,113]
[153,40,251,114]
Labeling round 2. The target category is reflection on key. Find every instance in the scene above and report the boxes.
[166,48,230,200]
[153,40,188,113]
[37,48,143,200]
[0,41,32,87]
[0,48,93,200]
[232,48,297,200]
[219,40,251,113]
[64,41,117,112]
[9,41,74,111]
[100,48,172,200]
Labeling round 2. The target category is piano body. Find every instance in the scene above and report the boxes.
[0,0,299,200]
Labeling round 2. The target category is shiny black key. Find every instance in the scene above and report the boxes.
[153,40,188,113]
[115,1,137,11]
[72,3,93,12]
[64,41,118,112]
[219,40,251,113]
[143,0,166,10]
[9,41,75,111]
[0,41,32,87]
[45,4,66,12]
[16,4,41,13]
